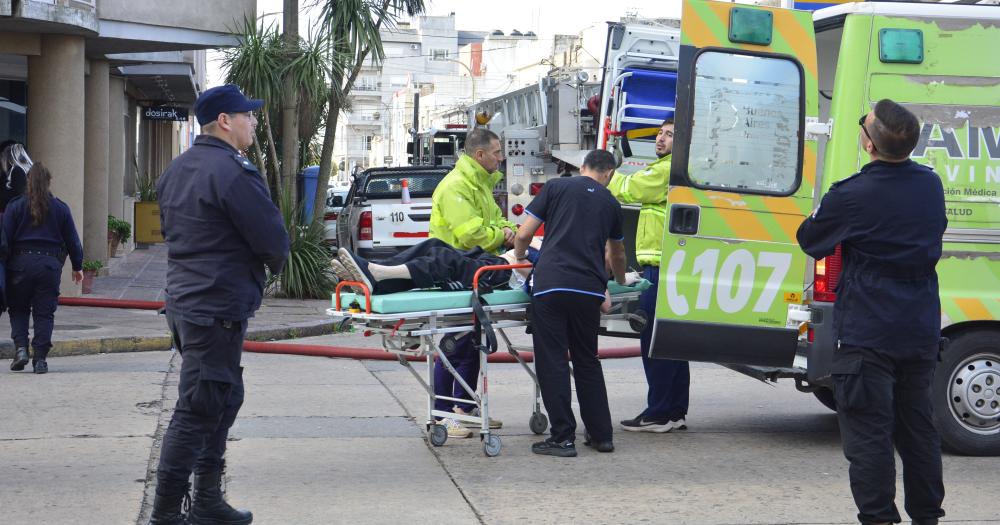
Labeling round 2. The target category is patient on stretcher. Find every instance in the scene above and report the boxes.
[332,238,541,296]
[333,238,641,314]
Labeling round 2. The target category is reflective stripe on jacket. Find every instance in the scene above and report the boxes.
[429,155,515,253]
[608,154,670,266]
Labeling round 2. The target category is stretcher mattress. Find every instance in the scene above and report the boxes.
[334,280,652,314]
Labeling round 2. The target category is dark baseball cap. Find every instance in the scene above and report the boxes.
[193,84,264,126]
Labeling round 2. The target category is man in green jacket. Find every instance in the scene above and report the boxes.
[608,118,690,433]
[428,127,515,437]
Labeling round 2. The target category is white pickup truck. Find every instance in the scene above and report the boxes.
[335,167,451,259]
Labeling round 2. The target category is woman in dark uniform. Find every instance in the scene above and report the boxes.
[3,162,83,374]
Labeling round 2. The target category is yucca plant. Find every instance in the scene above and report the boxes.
[267,187,336,299]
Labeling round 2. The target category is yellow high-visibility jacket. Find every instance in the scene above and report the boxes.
[429,155,515,253]
[608,154,670,267]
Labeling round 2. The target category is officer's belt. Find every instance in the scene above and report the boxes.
[847,261,934,280]
[14,248,63,258]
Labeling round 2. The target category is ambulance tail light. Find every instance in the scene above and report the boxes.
[511,204,524,216]
[813,245,842,303]
[529,182,545,196]
[358,211,373,241]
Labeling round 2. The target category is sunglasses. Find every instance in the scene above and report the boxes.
[859,113,878,152]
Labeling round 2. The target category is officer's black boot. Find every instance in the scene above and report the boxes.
[188,469,252,525]
[32,347,50,374]
[148,485,190,525]
[10,347,29,371]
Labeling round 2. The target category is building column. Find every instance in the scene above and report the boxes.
[108,75,126,219]
[84,59,110,264]
[27,34,85,295]
[125,101,137,196]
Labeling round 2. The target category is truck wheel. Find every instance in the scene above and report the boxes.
[934,329,1000,456]
[813,387,837,412]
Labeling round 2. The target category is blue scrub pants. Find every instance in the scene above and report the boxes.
[639,265,690,420]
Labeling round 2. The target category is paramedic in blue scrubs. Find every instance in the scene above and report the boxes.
[513,149,628,457]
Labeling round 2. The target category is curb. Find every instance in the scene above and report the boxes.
[0,320,337,359]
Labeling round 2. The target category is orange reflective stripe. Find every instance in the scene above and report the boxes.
[955,298,991,321]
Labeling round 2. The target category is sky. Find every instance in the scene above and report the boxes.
[207,0,685,88]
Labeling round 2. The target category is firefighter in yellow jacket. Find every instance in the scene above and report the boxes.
[427,127,515,437]
[608,118,690,433]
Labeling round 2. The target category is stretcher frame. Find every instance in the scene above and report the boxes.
[326,264,645,457]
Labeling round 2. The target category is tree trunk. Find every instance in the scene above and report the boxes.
[262,110,281,186]
[314,86,340,225]
[313,63,366,223]
[281,0,301,208]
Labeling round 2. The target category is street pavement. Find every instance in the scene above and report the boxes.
[2,347,998,524]
[0,245,997,524]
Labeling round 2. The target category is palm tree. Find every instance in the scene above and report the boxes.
[222,15,283,190]
[310,0,426,222]
[224,13,334,198]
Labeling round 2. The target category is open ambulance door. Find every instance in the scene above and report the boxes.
[649,0,820,368]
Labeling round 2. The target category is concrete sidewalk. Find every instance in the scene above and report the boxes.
[0,244,339,359]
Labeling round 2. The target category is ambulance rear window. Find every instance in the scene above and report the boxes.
[686,50,803,196]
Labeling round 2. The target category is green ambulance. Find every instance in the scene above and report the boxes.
[649,0,1000,456]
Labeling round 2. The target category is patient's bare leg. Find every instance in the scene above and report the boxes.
[369,263,411,281]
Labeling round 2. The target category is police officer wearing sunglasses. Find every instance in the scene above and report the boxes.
[797,99,948,525]
[148,85,290,525]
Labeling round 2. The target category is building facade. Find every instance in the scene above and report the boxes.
[336,13,622,176]
[0,0,254,293]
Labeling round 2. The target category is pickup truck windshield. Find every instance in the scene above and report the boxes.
[363,172,445,198]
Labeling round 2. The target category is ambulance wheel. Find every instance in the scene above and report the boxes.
[483,434,502,457]
[934,329,1000,456]
[429,424,448,447]
[813,388,837,412]
[529,412,548,435]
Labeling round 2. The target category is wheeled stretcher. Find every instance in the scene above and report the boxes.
[326,264,651,457]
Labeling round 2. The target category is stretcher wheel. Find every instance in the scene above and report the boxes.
[429,424,448,447]
[628,310,648,332]
[529,412,548,435]
[483,434,502,457]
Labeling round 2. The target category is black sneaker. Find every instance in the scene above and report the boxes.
[33,360,48,375]
[531,439,577,457]
[620,414,687,433]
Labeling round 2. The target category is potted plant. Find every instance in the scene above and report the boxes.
[133,155,163,245]
[108,215,121,257]
[82,260,103,294]
[107,215,131,257]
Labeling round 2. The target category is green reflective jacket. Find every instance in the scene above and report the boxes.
[608,154,670,267]
[429,155,515,253]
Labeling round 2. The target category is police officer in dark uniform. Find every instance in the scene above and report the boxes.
[2,162,84,374]
[797,99,948,525]
[148,85,289,525]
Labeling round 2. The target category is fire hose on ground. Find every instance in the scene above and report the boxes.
[57,296,643,361]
